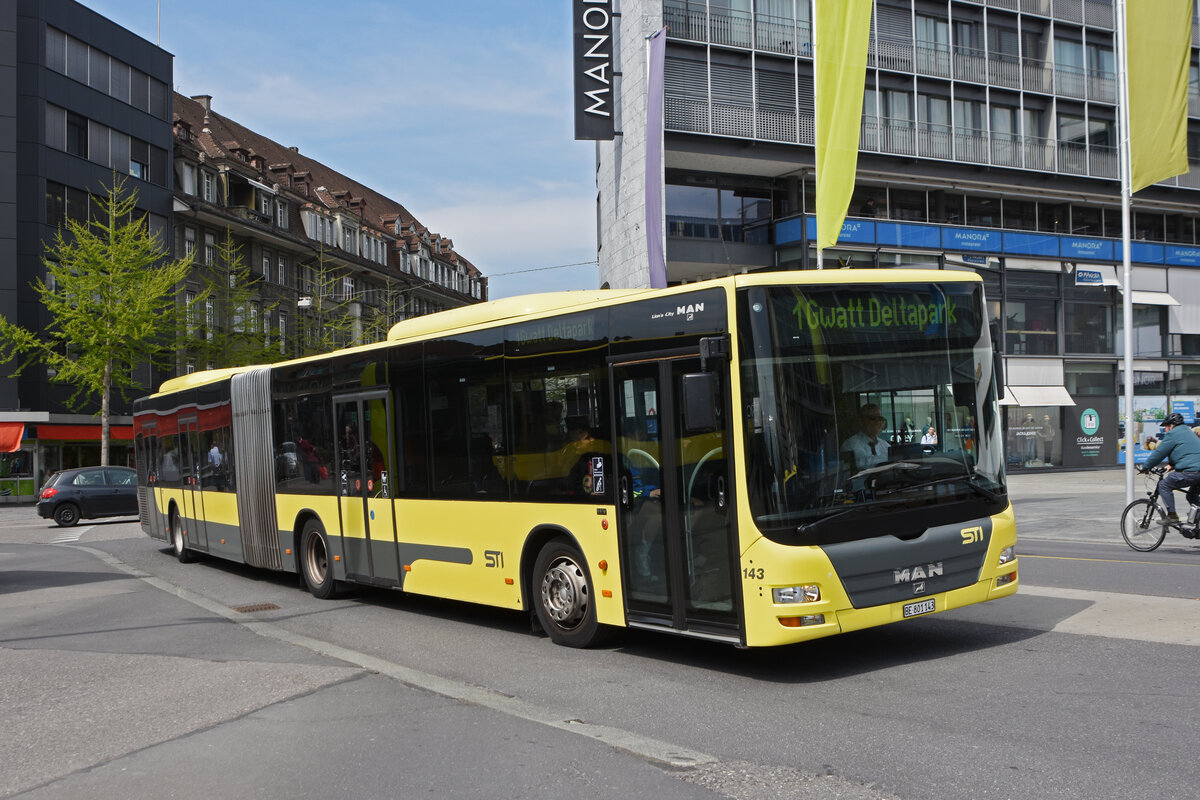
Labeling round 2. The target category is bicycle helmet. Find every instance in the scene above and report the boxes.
[1165,412,1187,427]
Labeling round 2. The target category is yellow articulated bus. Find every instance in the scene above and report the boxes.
[133,270,1018,648]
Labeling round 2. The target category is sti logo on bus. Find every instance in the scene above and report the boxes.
[961,525,984,544]
[893,562,943,584]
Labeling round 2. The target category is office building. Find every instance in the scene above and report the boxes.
[0,0,173,498]
[597,0,1200,469]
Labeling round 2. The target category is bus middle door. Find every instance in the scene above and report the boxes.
[334,394,401,585]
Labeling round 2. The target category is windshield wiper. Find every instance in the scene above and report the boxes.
[796,498,909,536]
[875,472,1005,503]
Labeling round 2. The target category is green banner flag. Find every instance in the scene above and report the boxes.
[1127,0,1193,193]
[814,0,873,253]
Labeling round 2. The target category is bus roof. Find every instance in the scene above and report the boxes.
[385,289,646,343]
[148,269,982,397]
[154,365,262,395]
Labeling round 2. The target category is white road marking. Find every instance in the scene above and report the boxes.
[50,526,92,544]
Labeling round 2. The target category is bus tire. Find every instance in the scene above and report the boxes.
[532,538,601,648]
[170,510,194,563]
[300,519,338,599]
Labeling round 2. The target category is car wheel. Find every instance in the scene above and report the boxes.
[53,503,80,527]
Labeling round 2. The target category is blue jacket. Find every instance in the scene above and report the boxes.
[1144,425,1200,472]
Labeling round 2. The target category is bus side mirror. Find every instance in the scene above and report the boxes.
[989,321,1005,401]
[681,373,717,434]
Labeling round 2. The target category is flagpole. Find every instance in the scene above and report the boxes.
[1115,0,1135,504]
[813,2,823,270]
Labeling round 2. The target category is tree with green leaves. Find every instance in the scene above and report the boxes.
[186,228,284,369]
[0,175,194,465]
[294,245,367,357]
[358,273,413,344]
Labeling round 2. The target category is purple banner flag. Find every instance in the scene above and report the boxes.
[645,27,667,289]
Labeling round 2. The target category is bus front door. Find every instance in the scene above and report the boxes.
[178,419,209,552]
[611,356,739,639]
[334,394,401,586]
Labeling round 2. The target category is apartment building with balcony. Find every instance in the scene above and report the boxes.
[597,0,1200,470]
[1,0,174,498]
[172,93,486,374]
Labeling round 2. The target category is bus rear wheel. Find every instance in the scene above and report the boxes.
[532,538,601,648]
[300,520,338,599]
[171,511,194,563]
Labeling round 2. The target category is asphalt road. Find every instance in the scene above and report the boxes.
[2,470,1197,800]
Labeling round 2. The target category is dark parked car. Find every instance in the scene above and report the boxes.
[37,466,139,527]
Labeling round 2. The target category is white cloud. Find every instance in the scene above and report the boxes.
[419,188,598,298]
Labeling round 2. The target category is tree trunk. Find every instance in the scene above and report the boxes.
[100,360,111,466]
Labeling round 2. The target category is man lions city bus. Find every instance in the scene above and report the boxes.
[133,271,1017,648]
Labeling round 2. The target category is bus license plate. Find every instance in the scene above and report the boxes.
[903,598,936,618]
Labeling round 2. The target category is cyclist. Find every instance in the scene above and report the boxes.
[1139,412,1200,524]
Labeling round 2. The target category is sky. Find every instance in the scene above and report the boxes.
[80,0,600,300]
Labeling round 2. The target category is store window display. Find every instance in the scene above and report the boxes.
[1006,407,1062,468]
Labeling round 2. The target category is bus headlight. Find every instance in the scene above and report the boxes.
[773,584,820,604]
[998,546,1015,566]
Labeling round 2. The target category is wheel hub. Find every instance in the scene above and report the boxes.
[541,557,588,628]
[306,536,327,583]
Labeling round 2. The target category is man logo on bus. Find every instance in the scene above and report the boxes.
[893,562,943,583]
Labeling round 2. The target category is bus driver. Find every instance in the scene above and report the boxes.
[841,403,889,471]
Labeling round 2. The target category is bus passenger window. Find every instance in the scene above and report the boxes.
[509,368,610,502]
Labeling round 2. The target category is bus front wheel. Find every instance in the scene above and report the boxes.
[532,538,601,648]
[300,520,338,599]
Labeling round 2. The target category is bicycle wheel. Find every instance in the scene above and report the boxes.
[1120,498,1167,552]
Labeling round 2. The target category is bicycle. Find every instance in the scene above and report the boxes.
[1119,466,1200,551]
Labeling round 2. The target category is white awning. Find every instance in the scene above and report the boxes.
[1007,385,1075,407]
[1128,290,1180,306]
[247,178,275,194]
[1005,258,1062,272]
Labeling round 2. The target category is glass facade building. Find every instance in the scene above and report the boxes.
[596,0,1200,471]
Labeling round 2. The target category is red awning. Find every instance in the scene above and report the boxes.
[35,424,135,442]
[0,422,24,453]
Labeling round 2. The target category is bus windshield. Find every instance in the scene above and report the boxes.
[737,281,1007,544]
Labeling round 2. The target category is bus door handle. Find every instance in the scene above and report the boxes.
[620,476,631,509]
[717,476,726,510]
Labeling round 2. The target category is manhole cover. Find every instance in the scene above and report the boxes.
[231,602,281,613]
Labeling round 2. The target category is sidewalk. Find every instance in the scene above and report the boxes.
[1005,468,1129,542]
